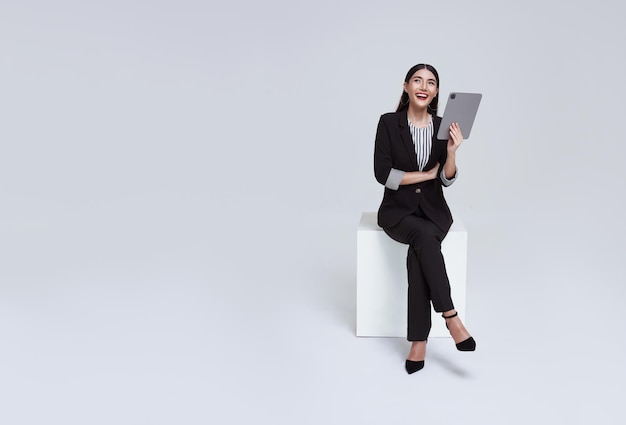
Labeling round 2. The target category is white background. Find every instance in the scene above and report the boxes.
[1,0,625,423]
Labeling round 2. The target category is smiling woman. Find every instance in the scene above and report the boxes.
[373,63,476,375]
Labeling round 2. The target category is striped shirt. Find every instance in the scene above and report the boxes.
[408,118,433,171]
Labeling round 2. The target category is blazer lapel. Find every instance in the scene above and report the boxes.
[397,110,418,171]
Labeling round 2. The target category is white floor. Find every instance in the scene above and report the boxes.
[2,197,625,425]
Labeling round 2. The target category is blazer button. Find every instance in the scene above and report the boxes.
[415,188,421,193]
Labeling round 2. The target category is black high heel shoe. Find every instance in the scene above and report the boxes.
[442,312,476,351]
[405,360,425,374]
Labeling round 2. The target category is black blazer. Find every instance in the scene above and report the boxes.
[374,110,453,233]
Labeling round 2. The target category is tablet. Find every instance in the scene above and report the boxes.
[436,92,482,140]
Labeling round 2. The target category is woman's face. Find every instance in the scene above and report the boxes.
[404,68,438,109]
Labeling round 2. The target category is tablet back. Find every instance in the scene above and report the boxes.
[436,92,482,140]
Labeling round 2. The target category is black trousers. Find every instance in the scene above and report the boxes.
[383,210,455,341]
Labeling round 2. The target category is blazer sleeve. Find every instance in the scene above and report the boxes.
[435,143,458,187]
[439,166,458,186]
[374,115,401,188]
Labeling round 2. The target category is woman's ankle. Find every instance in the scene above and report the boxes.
[407,340,427,361]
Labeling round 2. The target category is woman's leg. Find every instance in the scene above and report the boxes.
[385,213,474,351]
[404,218,474,346]
[405,246,432,341]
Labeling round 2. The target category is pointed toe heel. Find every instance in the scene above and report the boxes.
[405,360,425,374]
[442,311,476,352]
[455,336,476,351]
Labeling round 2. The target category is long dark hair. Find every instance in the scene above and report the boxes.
[396,63,440,115]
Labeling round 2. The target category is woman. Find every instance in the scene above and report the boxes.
[373,63,476,374]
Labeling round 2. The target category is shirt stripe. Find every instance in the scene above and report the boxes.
[408,118,433,171]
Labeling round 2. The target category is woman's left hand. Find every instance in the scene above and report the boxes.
[447,122,464,154]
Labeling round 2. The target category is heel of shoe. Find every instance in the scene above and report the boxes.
[405,360,425,374]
